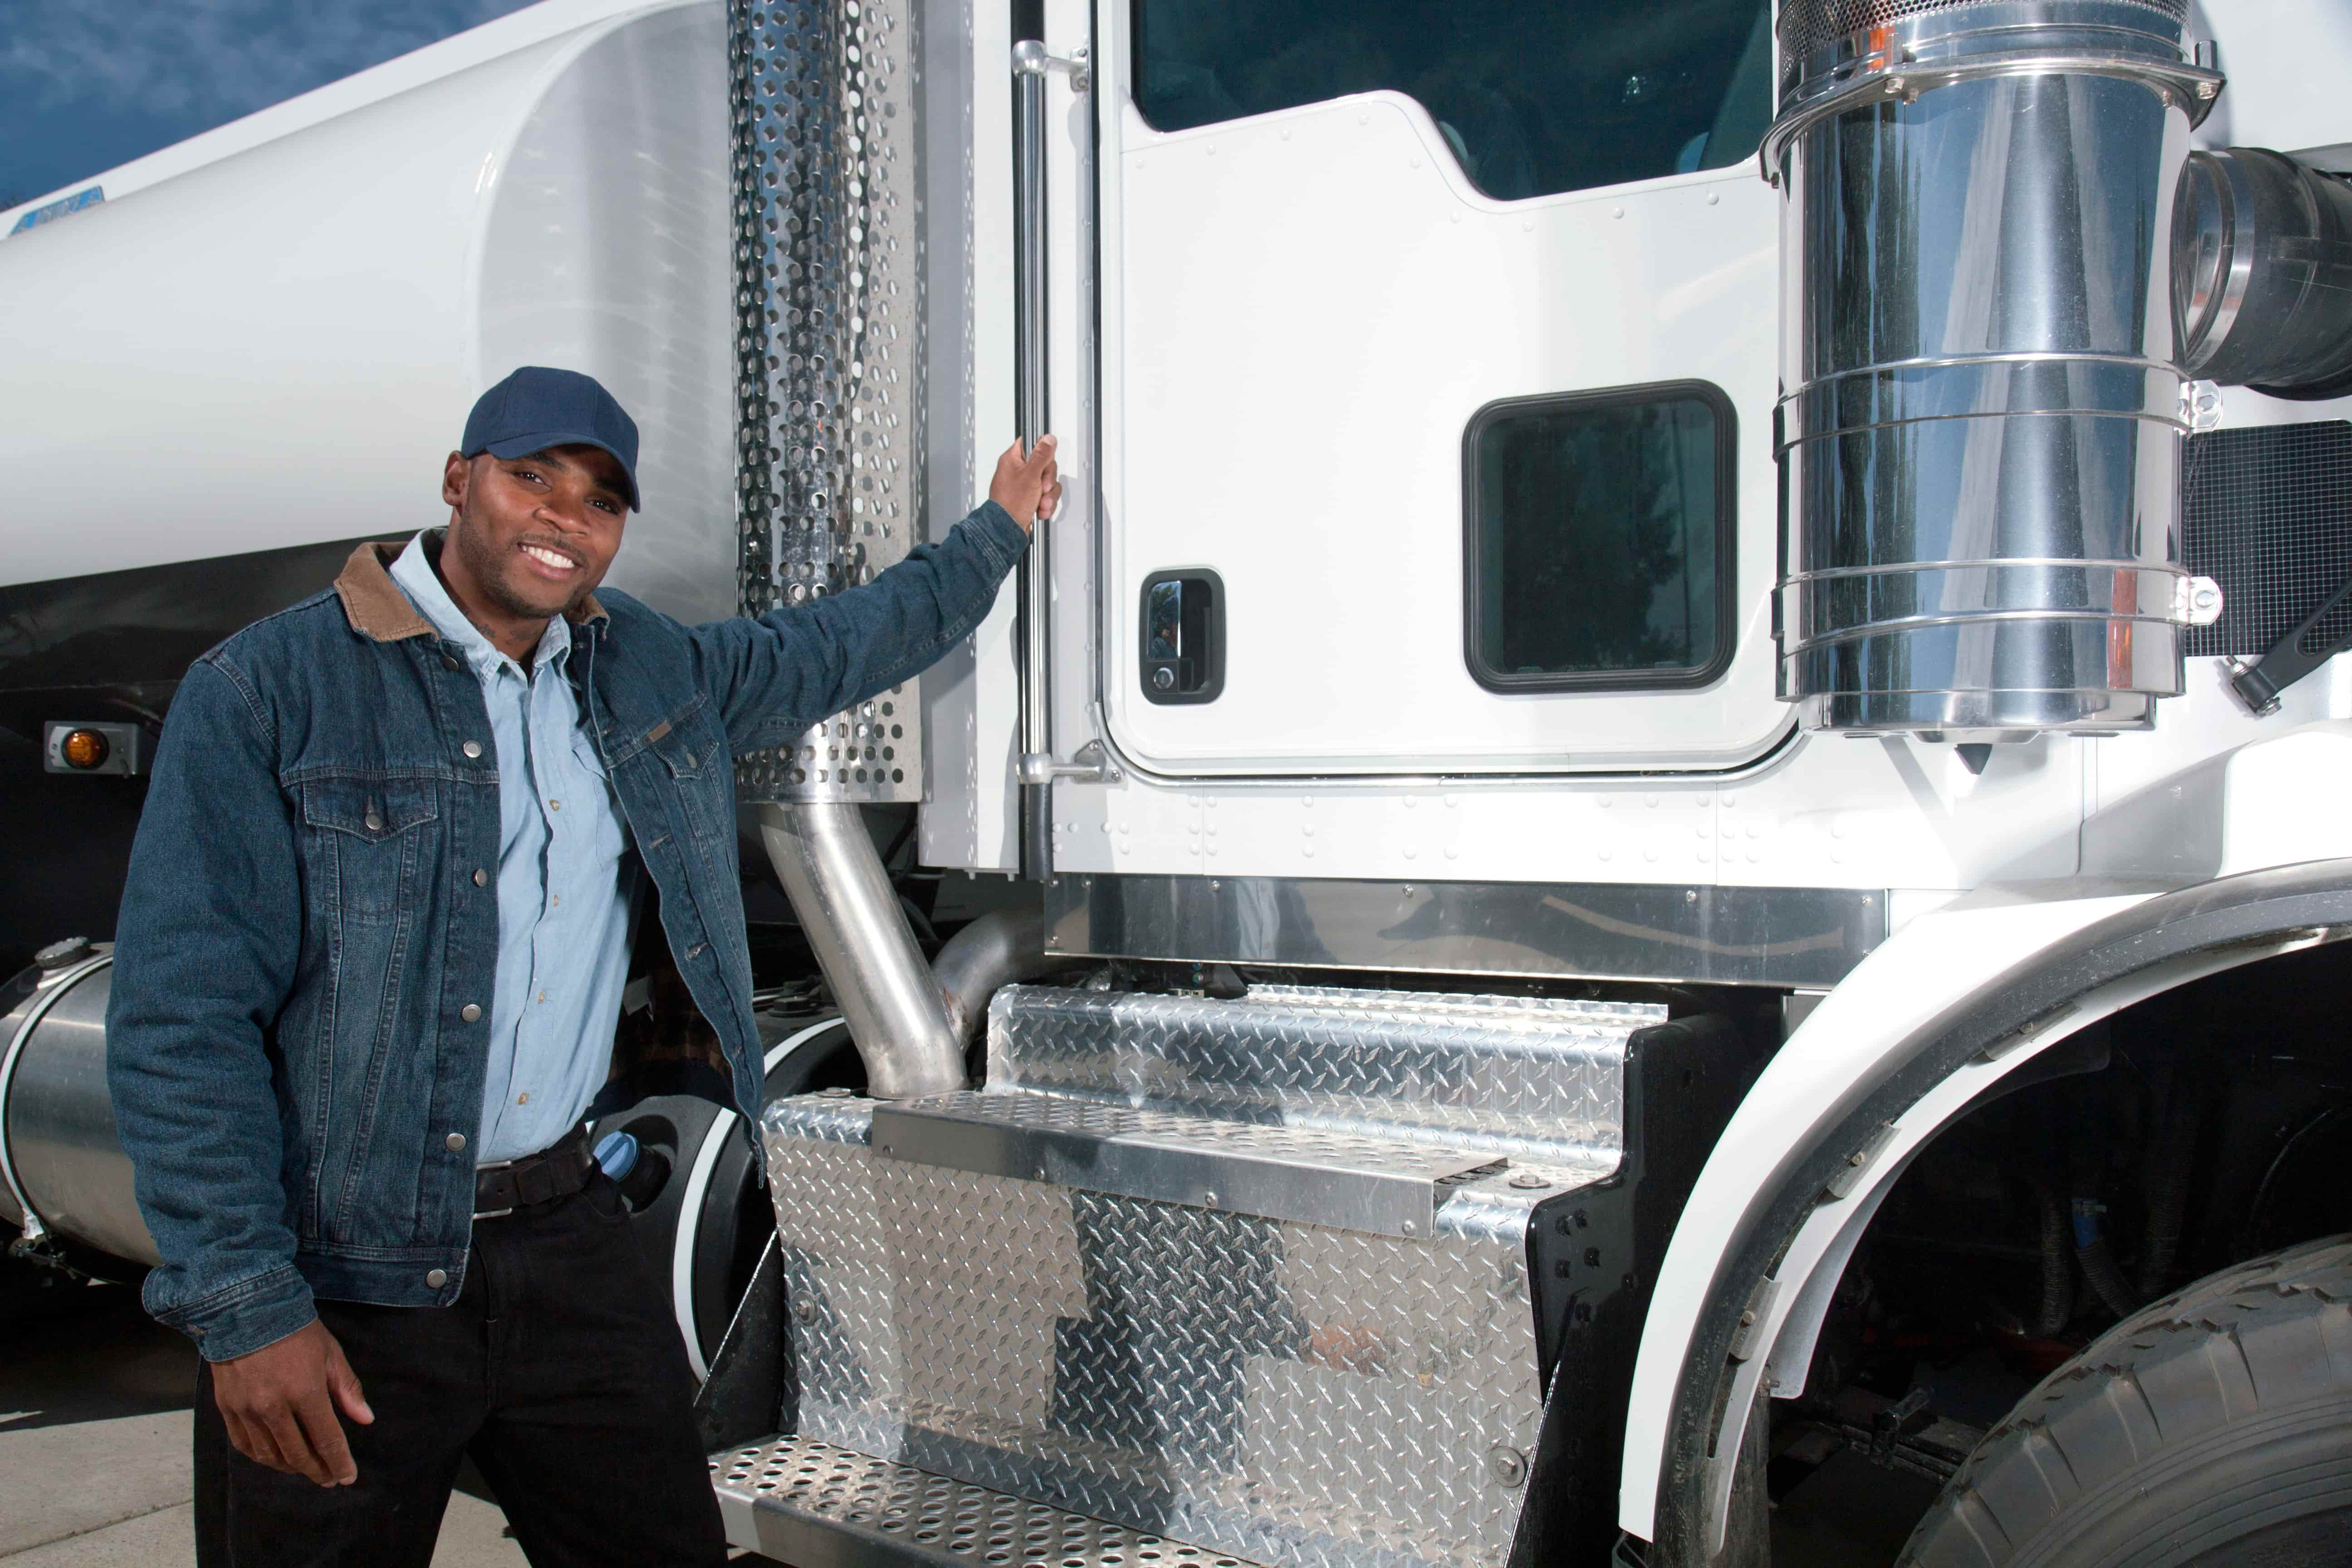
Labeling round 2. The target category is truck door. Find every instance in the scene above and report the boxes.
[1096,0,1785,777]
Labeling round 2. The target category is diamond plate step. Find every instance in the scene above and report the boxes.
[871,1090,1513,1238]
[758,982,1656,1568]
[712,1432,1270,1568]
[988,984,1651,1165]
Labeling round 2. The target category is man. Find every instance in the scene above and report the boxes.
[106,365,1058,1565]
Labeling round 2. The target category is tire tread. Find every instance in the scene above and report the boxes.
[1897,1235,2352,1567]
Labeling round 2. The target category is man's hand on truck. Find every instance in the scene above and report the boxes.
[211,1318,376,1487]
[987,433,1060,530]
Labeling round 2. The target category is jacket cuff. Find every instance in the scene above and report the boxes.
[962,500,1031,575]
[149,1262,319,1363]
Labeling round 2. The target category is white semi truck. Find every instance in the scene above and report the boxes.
[5,1,2352,1563]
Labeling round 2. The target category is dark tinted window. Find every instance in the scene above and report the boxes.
[1466,386,1733,690]
[1132,0,1774,200]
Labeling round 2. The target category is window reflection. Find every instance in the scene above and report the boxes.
[1148,580,1183,661]
[1468,387,1732,688]
[1132,0,1774,200]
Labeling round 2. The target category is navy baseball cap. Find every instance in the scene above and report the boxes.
[461,366,642,511]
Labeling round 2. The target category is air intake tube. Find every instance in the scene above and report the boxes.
[1768,0,2225,738]
[2175,146,2352,400]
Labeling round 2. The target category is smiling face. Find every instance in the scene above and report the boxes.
[438,443,630,631]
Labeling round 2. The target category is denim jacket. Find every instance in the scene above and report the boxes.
[107,503,1027,1360]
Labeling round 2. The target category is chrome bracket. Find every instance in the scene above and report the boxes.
[1018,739,1120,786]
[2181,378,2225,431]
[1012,39,1089,93]
[2178,574,2225,627]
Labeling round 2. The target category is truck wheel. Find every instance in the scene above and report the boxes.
[1899,1233,2352,1568]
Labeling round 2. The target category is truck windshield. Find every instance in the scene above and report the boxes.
[1131,0,1775,200]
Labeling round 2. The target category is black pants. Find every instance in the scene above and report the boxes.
[193,1173,728,1567]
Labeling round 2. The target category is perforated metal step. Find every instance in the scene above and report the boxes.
[712,1432,1271,1568]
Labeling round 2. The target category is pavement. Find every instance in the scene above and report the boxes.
[0,1279,776,1567]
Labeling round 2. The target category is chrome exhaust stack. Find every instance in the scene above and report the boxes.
[727,0,964,1098]
[1768,0,2224,738]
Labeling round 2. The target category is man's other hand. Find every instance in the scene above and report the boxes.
[211,1318,376,1487]
[988,435,1061,532]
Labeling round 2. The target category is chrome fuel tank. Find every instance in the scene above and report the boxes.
[0,951,157,1269]
[1768,0,2222,736]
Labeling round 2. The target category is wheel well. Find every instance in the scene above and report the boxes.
[1642,860,2352,1566]
[1758,942,2352,1560]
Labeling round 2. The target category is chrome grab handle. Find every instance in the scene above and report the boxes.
[1010,40,1101,879]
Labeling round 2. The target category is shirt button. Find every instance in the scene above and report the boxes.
[517,1092,531,1105]
[426,1269,448,1289]
[463,741,484,759]
[460,1003,482,1022]
[551,895,560,908]
[537,990,547,1004]
[549,799,561,811]
[445,1132,466,1152]
[473,868,489,887]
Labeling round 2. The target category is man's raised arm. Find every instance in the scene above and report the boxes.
[696,436,1059,754]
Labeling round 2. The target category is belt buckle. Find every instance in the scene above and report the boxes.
[473,1155,515,1221]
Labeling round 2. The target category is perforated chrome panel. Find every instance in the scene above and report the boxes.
[987,985,1650,1164]
[727,0,925,803]
[764,1099,1552,1568]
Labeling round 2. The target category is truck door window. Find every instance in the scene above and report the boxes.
[1464,383,1734,692]
[1130,0,1774,200]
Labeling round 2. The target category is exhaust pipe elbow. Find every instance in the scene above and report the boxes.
[757,802,964,1100]
[933,908,1058,1051]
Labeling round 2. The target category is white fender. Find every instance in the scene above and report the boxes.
[1618,720,2352,1548]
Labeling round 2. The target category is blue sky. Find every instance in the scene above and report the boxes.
[0,1,540,209]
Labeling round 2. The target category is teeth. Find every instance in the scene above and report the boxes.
[522,544,575,571]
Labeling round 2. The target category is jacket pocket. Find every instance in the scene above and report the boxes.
[645,702,726,856]
[299,775,438,924]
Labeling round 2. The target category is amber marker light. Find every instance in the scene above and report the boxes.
[59,729,111,769]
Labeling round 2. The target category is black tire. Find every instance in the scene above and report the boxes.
[1900,1233,2352,1568]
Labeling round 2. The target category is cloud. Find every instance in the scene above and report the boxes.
[2,0,529,128]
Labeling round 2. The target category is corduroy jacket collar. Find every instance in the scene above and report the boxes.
[332,533,606,643]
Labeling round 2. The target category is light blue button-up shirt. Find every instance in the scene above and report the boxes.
[390,533,637,1163]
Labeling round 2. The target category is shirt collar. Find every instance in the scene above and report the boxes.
[388,529,572,676]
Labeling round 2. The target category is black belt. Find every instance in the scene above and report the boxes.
[473,1124,595,1219]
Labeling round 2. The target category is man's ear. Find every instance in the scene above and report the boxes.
[441,451,471,510]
